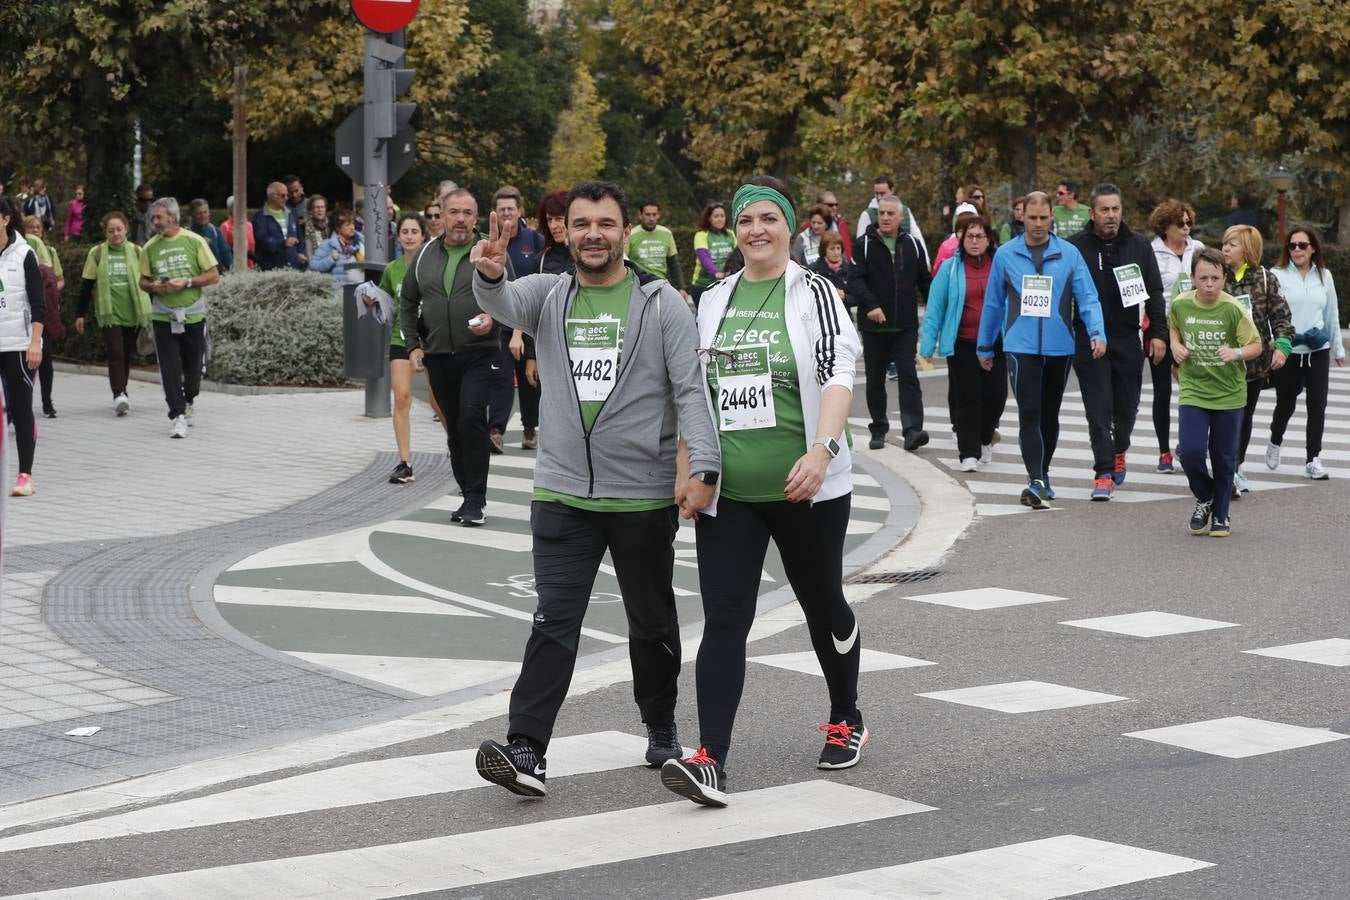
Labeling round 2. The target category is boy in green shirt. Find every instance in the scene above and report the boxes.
[1168,248,1262,537]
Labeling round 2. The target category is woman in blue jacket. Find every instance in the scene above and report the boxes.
[921,214,1005,470]
[308,210,365,286]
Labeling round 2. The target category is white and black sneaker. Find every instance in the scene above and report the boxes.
[388,461,415,484]
[114,393,130,416]
[460,503,486,527]
[817,720,869,769]
[661,747,727,807]
[645,722,682,767]
[476,738,546,797]
[1189,499,1212,535]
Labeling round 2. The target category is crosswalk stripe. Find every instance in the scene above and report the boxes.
[961,479,1182,504]
[6,782,935,899]
[919,405,1350,441]
[285,652,522,697]
[212,586,488,618]
[705,833,1212,899]
[228,526,375,571]
[374,519,532,552]
[425,496,532,521]
[0,732,653,855]
[975,503,1061,517]
[942,458,1301,493]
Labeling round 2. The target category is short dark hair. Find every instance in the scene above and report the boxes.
[0,196,25,245]
[282,174,301,188]
[395,210,428,239]
[568,181,630,226]
[1088,182,1121,208]
[636,198,659,213]
[1191,247,1226,276]
[1059,179,1079,195]
[873,175,894,189]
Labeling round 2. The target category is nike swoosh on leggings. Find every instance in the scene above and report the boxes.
[832,621,859,655]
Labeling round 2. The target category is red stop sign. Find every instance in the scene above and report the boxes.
[351,0,420,33]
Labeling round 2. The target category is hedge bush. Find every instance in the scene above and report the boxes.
[203,270,349,386]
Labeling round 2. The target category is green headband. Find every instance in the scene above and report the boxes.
[732,184,796,235]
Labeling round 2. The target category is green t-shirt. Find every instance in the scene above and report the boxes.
[627,225,676,279]
[139,230,218,323]
[881,234,897,256]
[534,271,670,513]
[442,242,472,298]
[692,230,736,288]
[1053,205,1090,238]
[380,255,409,348]
[81,242,140,326]
[707,276,805,502]
[1168,292,1262,410]
[269,206,289,232]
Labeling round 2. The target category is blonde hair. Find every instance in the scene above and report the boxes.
[1221,224,1262,268]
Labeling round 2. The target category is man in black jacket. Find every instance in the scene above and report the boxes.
[251,182,302,271]
[852,195,931,451]
[1069,183,1166,498]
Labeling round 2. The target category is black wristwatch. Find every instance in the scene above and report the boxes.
[690,471,719,486]
[812,437,841,458]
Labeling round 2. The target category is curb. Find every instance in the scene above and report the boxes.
[51,361,357,397]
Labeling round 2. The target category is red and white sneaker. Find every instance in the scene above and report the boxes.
[11,473,34,497]
[817,720,868,769]
[661,747,727,807]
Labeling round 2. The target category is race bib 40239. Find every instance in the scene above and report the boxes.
[1020,274,1053,318]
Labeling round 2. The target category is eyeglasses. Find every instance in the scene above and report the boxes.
[697,347,737,371]
[425,213,441,219]
[971,193,985,201]
[1179,220,1192,228]
[1288,241,1311,250]
[823,202,838,208]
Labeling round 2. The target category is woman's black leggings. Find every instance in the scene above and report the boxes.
[1148,345,1175,454]
[694,494,859,765]
[0,351,37,473]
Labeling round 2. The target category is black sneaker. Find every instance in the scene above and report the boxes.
[388,461,415,484]
[868,435,885,450]
[476,739,546,797]
[1209,518,1231,538]
[817,720,869,770]
[645,722,682,767]
[902,430,930,452]
[449,502,467,522]
[42,406,57,418]
[489,429,505,454]
[1189,499,1212,535]
[661,748,727,807]
[460,503,486,527]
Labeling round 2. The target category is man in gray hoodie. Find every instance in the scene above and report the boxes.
[469,180,720,797]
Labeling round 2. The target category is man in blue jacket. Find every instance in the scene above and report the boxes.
[250,182,302,271]
[978,191,1106,509]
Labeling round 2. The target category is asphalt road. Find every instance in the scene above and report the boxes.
[1,367,1345,898]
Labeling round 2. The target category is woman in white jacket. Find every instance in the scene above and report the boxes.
[1267,224,1345,480]
[663,177,864,807]
[1147,199,1205,473]
[0,196,45,497]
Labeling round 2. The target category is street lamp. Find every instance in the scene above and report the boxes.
[1269,166,1294,246]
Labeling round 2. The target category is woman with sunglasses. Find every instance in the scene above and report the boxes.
[1266,225,1344,480]
[1221,224,1294,497]
[1146,200,1205,472]
[663,176,863,807]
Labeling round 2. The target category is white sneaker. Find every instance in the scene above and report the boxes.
[114,393,130,416]
[170,415,189,439]
[185,403,195,426]
[979,444,994,464]
[959,457,979,472]
[1264,442,1280,470]
[1305,458,1329,480]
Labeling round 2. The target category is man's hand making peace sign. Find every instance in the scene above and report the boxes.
[470,210,510,281]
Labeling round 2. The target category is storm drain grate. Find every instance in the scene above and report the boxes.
[847,569,943,585]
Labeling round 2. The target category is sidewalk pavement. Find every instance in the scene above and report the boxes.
[0,371,455,801]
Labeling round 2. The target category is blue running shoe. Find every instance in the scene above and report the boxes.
[1020,479,1051,509]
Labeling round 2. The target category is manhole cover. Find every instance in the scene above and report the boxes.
[847,569,943,585]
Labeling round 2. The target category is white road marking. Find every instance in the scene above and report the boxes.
[750,648,935,676]
[1125,716,1349,758]
[918,680,1128,713]
[0,732,653,855]
[1243,638,1350,667]
[707,833,1213,899]
[1060,611,1239,638]
[374,519,533,552]
[213,586,486,618]
[285,652,522,697]
[904,588,1065,610]
[6,783,934,899]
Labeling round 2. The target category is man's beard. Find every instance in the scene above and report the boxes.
[573,241,619,273]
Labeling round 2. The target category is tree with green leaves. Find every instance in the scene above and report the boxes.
[547,66,608,188]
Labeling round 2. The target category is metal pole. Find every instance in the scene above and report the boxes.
[1277,190,1288,247]
[361,29,391,418]
[232,65,249,275]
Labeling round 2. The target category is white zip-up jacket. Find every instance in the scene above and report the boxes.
[695,261,861,514]
[0,237,42,353]
[1150,235,1205,305]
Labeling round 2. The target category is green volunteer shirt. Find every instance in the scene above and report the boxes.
[380,255,409,348]
[269,206,289,232]
[534,271,671,513]
[627,225,676,279]
[692,230,735,288]
[1168,291,1262,410]
[139,230,218,324]
[441,242,472,298]
[707,275,806,503]
[1053,205,1090,238]
[81,242,139,327]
